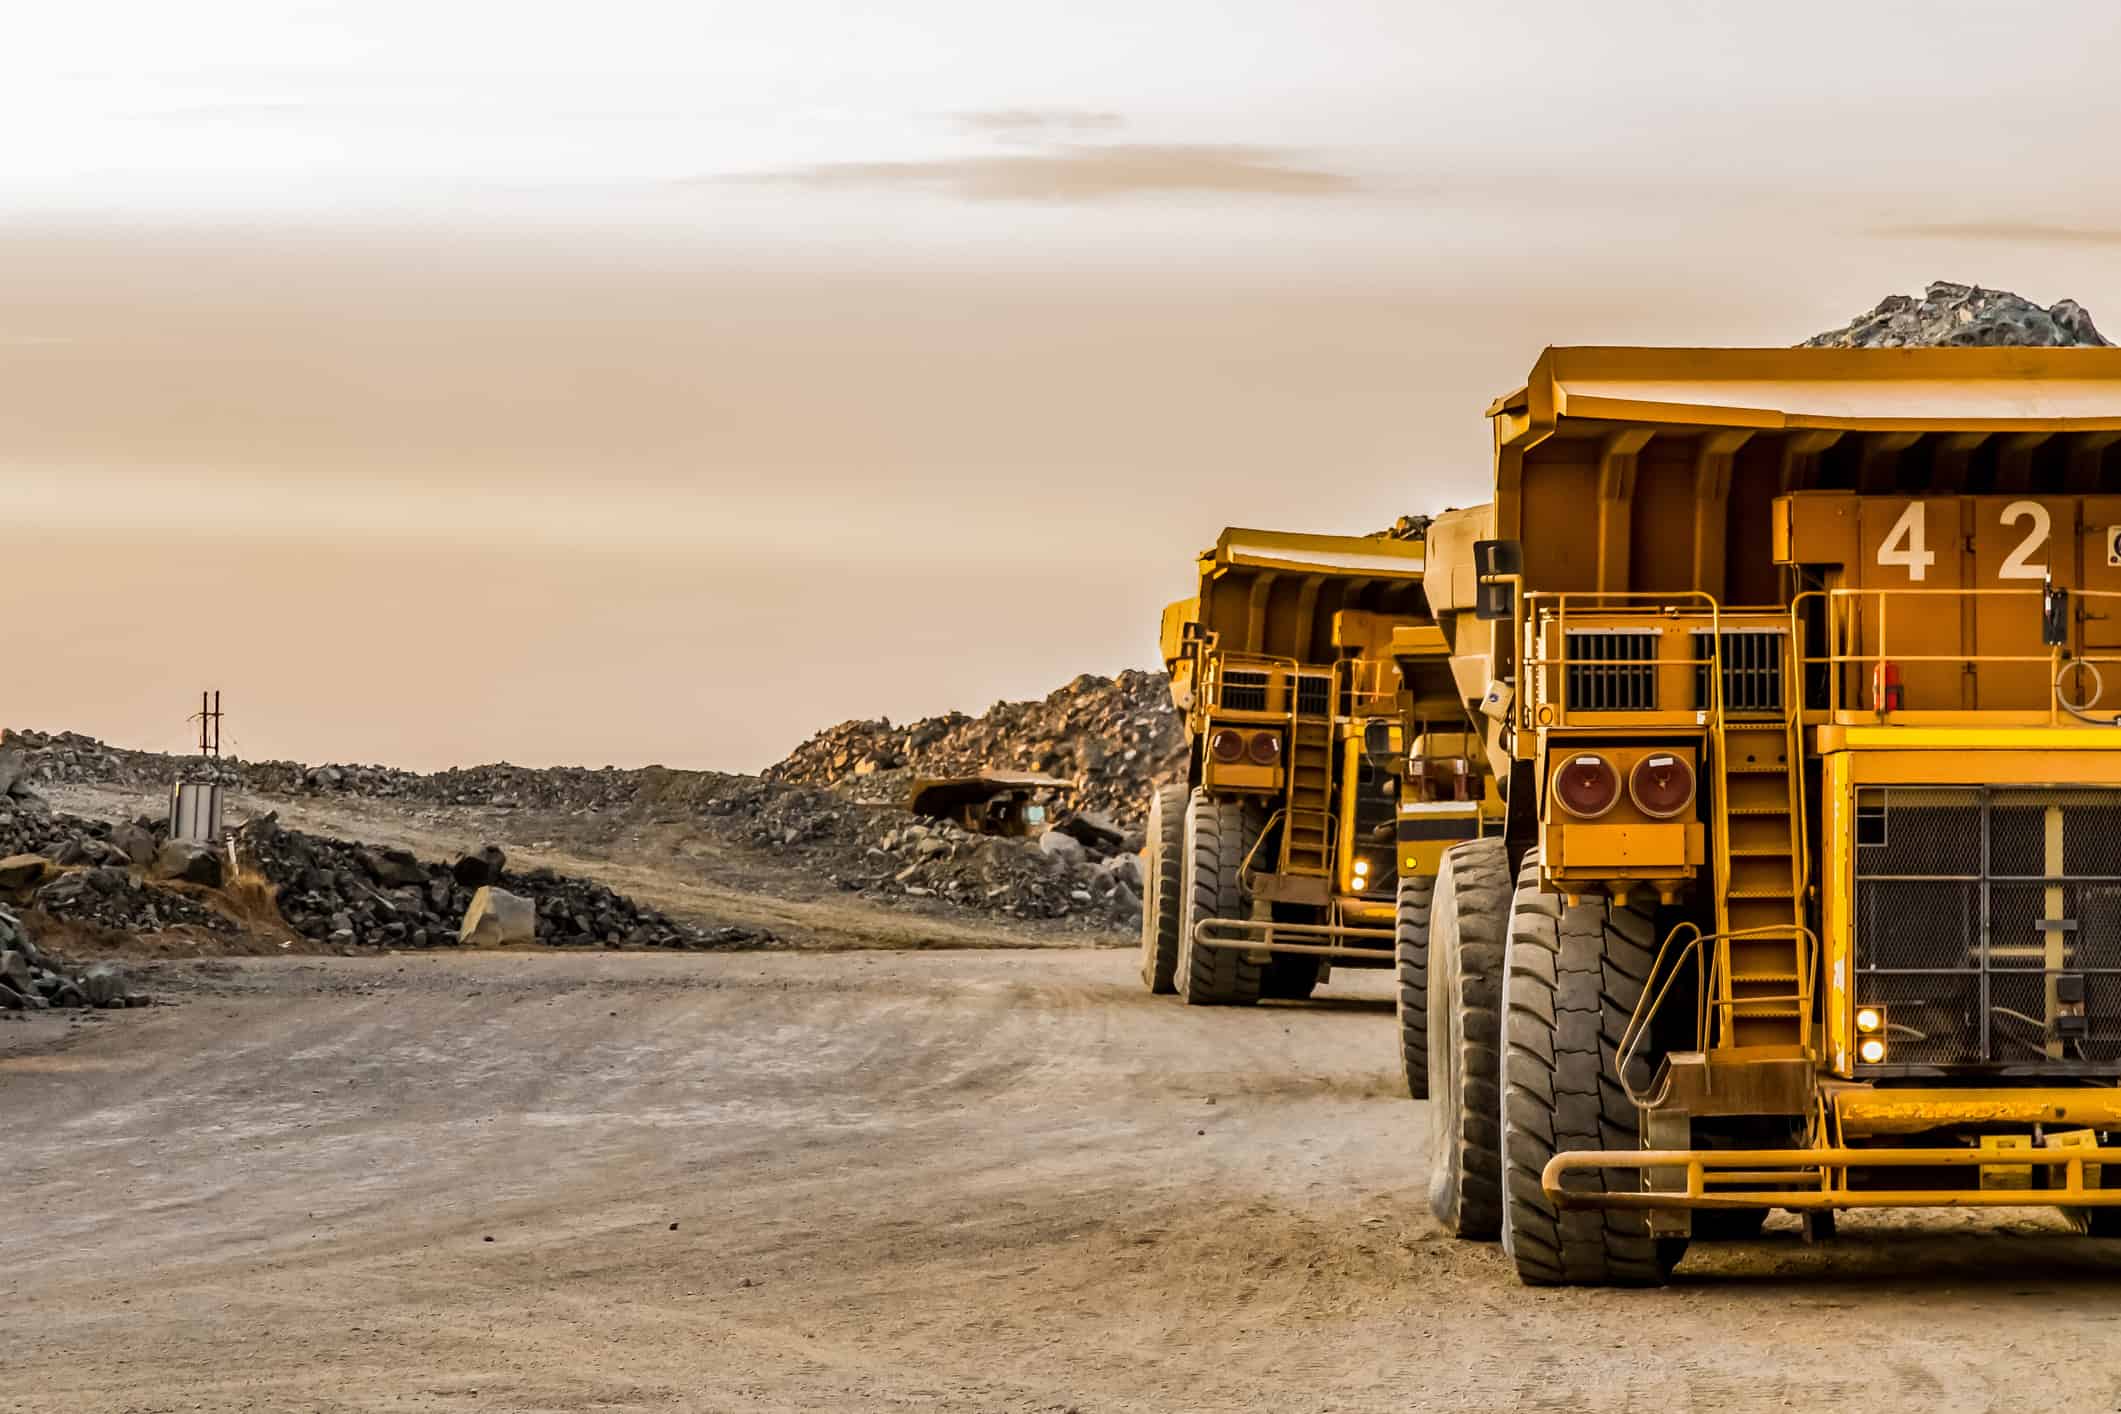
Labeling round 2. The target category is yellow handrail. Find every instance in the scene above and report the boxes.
[1790,584,2121,720]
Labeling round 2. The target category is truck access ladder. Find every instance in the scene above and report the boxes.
[1281,673,1336,877]
[1708,682,1811,1050]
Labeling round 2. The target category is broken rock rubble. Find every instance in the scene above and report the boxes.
[0,906,150,1012]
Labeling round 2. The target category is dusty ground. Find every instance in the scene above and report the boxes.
[12,947,2121,1414]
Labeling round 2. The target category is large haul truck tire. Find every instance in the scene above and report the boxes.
[1261,954,1322,1001]
[1425,838,1509,1238]
[1395,873,1435,1100]
[1177,792,1265,1007]
[1497,855,1682,1286]
[1138,784,1190,994]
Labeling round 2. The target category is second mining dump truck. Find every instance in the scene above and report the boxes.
[1139,527,1486,1006]
[1416,344,2121,1285]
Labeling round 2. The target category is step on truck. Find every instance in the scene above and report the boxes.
[1417,345,2121,1283]
[1138,527,1486,1007]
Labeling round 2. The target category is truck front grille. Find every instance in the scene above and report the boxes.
[1853,786,2121,1072]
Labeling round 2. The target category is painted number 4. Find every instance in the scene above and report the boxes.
[1877,503,1935,580]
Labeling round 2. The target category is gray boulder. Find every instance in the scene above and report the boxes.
[460,886,536,947]
[1037,829,1086,862]
[154,840,224,888]
[361,847,428,888]
[80,964,128,1008]
[109,823,159,869]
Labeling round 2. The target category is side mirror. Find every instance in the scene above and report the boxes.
[2044,578,2070,647]
[1473,539,1523,623]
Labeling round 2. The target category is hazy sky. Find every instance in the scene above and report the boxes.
[6,3,2121,770]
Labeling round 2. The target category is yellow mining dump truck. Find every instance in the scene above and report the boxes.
[1388,614,1503,1097]
[1139,527,1484,1005]
[1417,345,2121,1285]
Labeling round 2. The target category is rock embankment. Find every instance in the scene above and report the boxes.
[765,670,1183,829]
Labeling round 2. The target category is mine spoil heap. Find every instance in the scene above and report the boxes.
[232,815,773,950]
[766,670,1184,829]
[1805,280,2108,348]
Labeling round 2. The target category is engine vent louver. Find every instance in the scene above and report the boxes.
[1565,631,1658,713]
[1692,629,1786,714]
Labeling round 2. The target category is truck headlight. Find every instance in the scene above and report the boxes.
[1858,1037,1887,1064]
[1553,753,1620,819]
[1855,1006,1883,1034]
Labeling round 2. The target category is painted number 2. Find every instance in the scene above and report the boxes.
[1875,501,2051,581]
[1998,500,2050,580]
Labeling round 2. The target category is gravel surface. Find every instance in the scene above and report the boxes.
[6,948,2117,1413]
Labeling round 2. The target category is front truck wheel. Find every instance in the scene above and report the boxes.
[1138,784,1190,994]
[1497,854,1682,1286]
[1395,873,1435,1100]
[1426,838,1509,1237]
[1177,792,1266,1006]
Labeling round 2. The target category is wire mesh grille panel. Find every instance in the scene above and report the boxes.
[1854,787,2121,1070]
[1565,631,1658,712]
[1690,630,1785,714]
[1220,670,1269,712]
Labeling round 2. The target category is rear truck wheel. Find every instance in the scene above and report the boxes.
[1425,838,1509,1238]
[1395,874,1435,1100]
[1138,784,1190,994]
[1177,792,1266,1006]
[1261,953,1322,1001]
[1497,855,1683,1286]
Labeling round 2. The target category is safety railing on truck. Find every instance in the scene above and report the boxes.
[1510,591,1795,731]
[1199,651,1303,717]
[1791,585,2121,724]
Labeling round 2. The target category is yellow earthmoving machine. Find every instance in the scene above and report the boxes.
[1139,528,1486,1005]
[1415,345,2121,1284]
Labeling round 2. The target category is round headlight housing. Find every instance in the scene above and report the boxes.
[1629,753,1696,819]
[1247,731,1282,766]
[1858,1037,1887,1065]
[1209,728,1245,763]
[1553,753,1621,819]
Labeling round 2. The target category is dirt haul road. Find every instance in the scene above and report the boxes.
[8,948,2121,1414]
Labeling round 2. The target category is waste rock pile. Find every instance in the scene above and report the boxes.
[231,814,773,950]
[765,670,1183,829]
[0,771,238,935]
[0,906,150,1011]
[1805,281,2108,349]
[687,774,1142,927]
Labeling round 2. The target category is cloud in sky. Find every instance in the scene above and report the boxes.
[1872,222,2121,249]
[954,107,1126,137]
[729,143,1359,202]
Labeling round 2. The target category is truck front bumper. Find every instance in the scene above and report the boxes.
[1546,1141,2121,1212]
[1191,916,1395,963]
